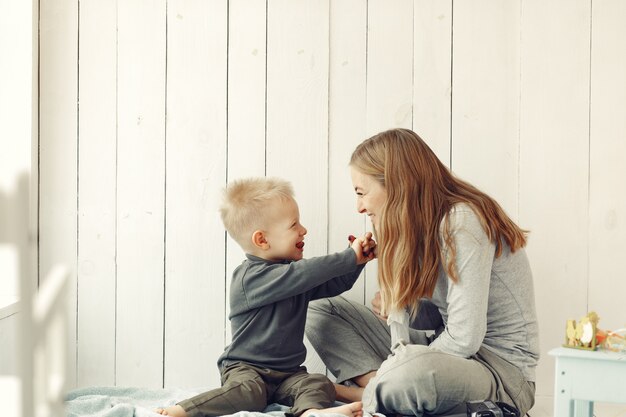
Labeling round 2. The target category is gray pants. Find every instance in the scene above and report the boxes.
[178,362,335,417]
[305,296,535,416]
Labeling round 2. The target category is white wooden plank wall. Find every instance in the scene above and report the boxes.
[413,0,452,167]
[328,0,367,304]
[225,0,267,345]
[164,0,228,389]
[266,0,330,372]
[38,0,78,388]
[585,2,626,414]
[518,1,591,412]
[116,0,167,387]
[0,0,37,301]
[77,0,117,387]
[588,0,626,332]
[34,1,626,414]
[365,0,414,303]
[452,0,521,218]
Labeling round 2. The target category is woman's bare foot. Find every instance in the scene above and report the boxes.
[154,404,187,417]
[333,383,364,403]
[302,401,363,417]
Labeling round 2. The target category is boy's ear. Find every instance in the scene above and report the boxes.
[251,230,269,249]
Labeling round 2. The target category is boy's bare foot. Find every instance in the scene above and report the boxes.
[333,383,364,403]
[154,404,187,417]
[302,401,363,417]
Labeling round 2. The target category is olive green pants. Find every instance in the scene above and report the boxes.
[178,362,336,417]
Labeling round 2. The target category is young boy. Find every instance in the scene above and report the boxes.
[156,177,376,417]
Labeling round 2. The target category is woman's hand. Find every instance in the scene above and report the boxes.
[371,291,387,321]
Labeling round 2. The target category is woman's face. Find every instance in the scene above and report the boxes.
[350,166,387,231]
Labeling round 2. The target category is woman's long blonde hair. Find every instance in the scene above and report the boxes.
[350,128,527,315]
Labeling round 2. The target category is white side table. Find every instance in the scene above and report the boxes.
[549,347,626,417]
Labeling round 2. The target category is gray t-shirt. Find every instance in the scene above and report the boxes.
[218,248,364,372]
[428,204,540,381]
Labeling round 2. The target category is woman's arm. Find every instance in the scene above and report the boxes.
[428,206,496,357]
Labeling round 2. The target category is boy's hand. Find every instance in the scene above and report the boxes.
[349,232,377,265]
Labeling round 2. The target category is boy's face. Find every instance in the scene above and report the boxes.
[262,197,307,261]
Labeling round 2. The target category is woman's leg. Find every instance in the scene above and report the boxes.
[306,296,431,382]
[362,343,498,416]
[307,297,533,416]
[305,296,392,383]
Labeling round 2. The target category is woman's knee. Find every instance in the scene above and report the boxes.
[307,298,333,316]
[305,299,332,336]
[365,348,453,414]
[308,296,352,316]
[375,352,437,391]
[365,368,436,415]
[306,297,348,335]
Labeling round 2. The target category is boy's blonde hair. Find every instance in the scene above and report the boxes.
[220,177,294,249]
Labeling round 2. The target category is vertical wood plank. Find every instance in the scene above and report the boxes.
[413,0,452,167]
[519,0,591,399]
[366,0,414,136]
[328,0,367,304]
[77,0,117,387]
[451,0,520,217]
[365,0,414,302]
[266,0,329,260]
[164,0,227,389]
[0,1,37,391]
[225,0,267,343]
[266,0,330,374]
[227,0,267,181]
[0,0,37,297]
[29,0,40,309]
[588,0,626,331]
[38,0,78,387]
[116,0,166,387]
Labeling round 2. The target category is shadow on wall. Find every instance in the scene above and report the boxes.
[1,173,31,304]
[0,173,31,378]
[0,171,72,417]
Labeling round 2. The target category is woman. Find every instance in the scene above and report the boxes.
[306,128,539,416]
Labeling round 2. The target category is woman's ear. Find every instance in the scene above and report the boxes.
[251,230,268,249]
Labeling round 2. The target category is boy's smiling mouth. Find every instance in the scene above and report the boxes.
[295,241,305,249]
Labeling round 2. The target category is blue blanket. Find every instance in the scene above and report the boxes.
[65,386,382,417]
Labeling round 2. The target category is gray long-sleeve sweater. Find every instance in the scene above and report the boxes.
[218,248,364,372]
[428,204,540,381]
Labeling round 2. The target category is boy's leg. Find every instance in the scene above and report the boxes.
[272,369,335,416]
[177,363,268,417]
